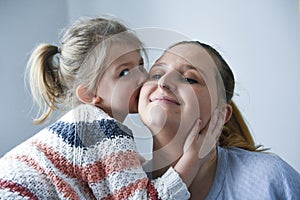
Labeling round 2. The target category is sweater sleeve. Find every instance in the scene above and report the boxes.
[148,167,190,200]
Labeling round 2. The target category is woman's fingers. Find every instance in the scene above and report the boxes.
[183,119,202,152]
[182,106,226,159]
[211,107,226,140]
[198,107,225,159]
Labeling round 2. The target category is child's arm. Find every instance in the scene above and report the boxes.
[68,105,188,199]
[86,118,190,200]
[147,167,190,199]
[74,104,188,199]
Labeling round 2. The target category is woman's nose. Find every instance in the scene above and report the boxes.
[157,72,176,91]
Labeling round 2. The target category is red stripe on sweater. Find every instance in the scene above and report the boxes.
[15,155,81,200]
[83,151,141,183]
[0,179,39,200]
[17,139,160,199]
[32,140,79,178]
[147,181,161,200]
[33,140,142,183]
[101,178,150,200]
[32,140,96,199]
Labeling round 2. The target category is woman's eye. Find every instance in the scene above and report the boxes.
[151,74,162,80]
[183,77,198,84]
[119,69,130,77]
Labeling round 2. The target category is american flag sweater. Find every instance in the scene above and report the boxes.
[0,104,189,200]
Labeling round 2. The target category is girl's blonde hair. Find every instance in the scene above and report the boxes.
[26,17,145,124]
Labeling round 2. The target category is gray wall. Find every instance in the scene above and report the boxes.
[0,0,68,155]
[1,0,299,172]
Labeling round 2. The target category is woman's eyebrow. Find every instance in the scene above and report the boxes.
[151,63,207,77]
[152,62,166,68]
[182,65,208,79]
[182,65,203,74]
[182,65,197,71]
[150,62,166,71]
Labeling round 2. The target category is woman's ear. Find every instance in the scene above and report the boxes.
[76,85,101,105]
[224,104,233,123]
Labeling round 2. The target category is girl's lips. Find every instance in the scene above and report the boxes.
[131,87,141,101]
[150,96,180,105]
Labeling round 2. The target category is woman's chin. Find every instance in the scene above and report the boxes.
[144,106,170,132]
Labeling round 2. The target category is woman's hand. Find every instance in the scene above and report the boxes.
[173,107,226,187]
[183,107,226,160]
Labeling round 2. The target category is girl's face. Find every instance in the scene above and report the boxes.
[138,43,221,144]
[96,43,148,122]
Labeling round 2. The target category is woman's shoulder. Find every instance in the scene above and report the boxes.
[219,146,299,179]
[214,147,300,199]
[221,147,287,167]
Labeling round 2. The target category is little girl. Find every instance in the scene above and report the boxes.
[0,17,201,199]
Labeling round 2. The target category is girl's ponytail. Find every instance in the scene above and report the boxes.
[26,44,64,124]
[25,17,145,125]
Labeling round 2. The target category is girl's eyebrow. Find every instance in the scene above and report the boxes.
[115,57,144,71]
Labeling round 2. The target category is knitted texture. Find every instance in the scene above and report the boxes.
[0,104,189,200]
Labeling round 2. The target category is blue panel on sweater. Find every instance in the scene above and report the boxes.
[48,119,134,148]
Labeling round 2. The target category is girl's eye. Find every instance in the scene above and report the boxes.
[119,69,130,77]
[182,77,198,84]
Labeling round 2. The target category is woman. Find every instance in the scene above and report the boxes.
[139,41,300,199]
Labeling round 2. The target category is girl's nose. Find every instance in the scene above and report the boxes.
[136,65,148,86]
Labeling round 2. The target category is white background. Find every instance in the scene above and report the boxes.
[0,0,299,172]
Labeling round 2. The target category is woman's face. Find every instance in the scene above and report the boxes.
[138,43,221,144]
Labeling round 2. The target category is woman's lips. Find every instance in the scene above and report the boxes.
[150,96,180,105]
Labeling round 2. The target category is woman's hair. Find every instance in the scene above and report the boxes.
[26,17,145,124]
[170,41,264,151]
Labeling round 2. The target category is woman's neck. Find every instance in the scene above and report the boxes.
[152,132,218,200]
[189,149,218,200]
[151,128,184,178]
[152,140,181,178]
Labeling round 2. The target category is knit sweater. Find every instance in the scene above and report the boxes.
[0,104,189,200]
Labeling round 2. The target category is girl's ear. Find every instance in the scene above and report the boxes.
[224,104,233,123]
[76,85,101,105]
